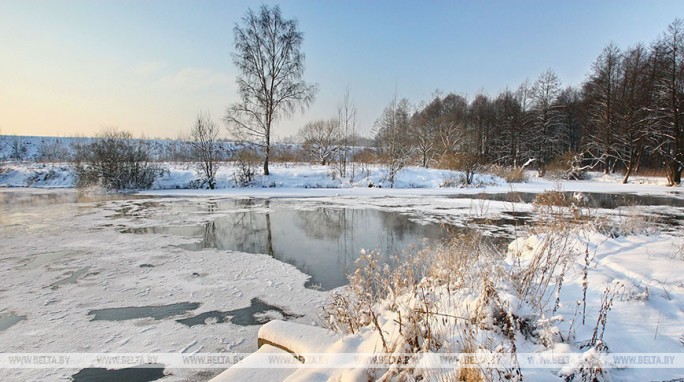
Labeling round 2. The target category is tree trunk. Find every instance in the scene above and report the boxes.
[263,144,270,176]
[623,156,636,184]
[670,161,682,186]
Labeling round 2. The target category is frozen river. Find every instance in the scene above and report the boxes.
[1,187,683,381]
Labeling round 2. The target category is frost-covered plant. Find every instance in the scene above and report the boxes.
[672,239,684,261]
[512,230,579,312]
[532,189,591,228]
[559,345,608,382]
[26,168,60,185]
[323,233,525,381]
[558,284,622,381]
[588,283,622,349]
[323,249,389,335]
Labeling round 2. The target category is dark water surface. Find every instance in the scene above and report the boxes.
[124,203,452,290]
[450,191,684,208]
[88,303,201,321]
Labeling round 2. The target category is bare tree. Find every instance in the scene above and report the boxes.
[617,44,655,183]
[490,89,524,167]
[433,93,468,160]
[374,97,413,187]
[469,93,494,160]
[531,69,564,176]
[191,113,222,189]
[337,88,357,178]
[298,119,342,165]
[225,4,317,176]
[410,96,441,168]
[583,43,622,173]
[650,19,684,185]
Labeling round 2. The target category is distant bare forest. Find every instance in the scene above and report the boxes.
[371,19,684,186]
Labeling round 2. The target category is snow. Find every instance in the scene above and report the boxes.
[212,223,684,381]
[0,161,506,190]
[0,190,329,381]
[2,151,684,381]
[210,345,297,382]
[257,321,341,355]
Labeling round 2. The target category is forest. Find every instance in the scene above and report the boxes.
[365,19,684,186]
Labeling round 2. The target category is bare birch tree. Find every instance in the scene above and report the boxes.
[225,5,317,175]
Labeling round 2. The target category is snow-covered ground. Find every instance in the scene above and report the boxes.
[0,161,505,190]
[1,161,680,197]
[0,189,330,381]
[1,161,683,381]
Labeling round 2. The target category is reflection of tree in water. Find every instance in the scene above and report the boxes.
[294,208,346,241]
[234,199,257,208]
[205,201,217,214]
[200,200,274,257]
[378,210,423,241]
[201,221,217,248]
[292,208,436,276]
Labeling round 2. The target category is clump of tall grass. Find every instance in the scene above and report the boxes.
[323,233,524,381]
[488,165,529,183]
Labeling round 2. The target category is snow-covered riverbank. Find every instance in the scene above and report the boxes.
[216,223,684,382]
[0,162,505,190]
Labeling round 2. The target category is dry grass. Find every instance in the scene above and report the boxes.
[633,167,668,177]
[323,232,524,381]
[487,165,528,183]
[533,188,576,208]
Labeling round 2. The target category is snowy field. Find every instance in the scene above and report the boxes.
[0,161,506,190]
[1,162,683,381]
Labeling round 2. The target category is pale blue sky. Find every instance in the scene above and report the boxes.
[1,0,682,139]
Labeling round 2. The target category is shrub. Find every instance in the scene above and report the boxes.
[488,165,528,183]
[437,152,481,185]
[545,151,590,180]
[74,129,159,190]
[233,148,260,187]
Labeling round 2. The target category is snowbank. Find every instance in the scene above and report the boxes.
[213,228,684,381]
[0,163,74,188]
[0,162,505,190]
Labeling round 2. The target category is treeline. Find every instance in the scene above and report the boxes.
[0,127,374,190]
[372,19,684,186]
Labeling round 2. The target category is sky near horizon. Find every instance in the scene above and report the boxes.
[1,1,683,140]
